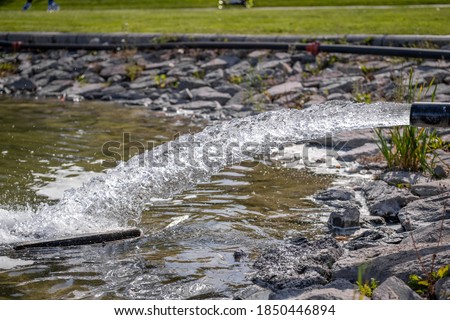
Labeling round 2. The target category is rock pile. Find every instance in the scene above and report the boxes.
[1,46,449,122]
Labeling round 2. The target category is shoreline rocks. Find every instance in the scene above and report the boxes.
[249,174,450,300]
[1,44,450,122]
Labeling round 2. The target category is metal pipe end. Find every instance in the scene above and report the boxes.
[410,102,450,127]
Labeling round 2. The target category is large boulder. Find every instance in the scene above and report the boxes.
[272,279,363,300]
[398,192,450,231]
[372,276,422,300]
[253,237,343,291]
[362,180,419,220]
[332,220,450,284]
[411,179,450,198]
[328,206,360,232]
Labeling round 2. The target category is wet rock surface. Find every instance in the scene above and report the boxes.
[252,237,343,291]
[252,172,450,300]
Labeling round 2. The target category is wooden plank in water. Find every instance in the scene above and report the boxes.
[13,228,143,250]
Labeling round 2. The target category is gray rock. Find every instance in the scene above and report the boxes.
[434,165,448,178]
[315,189,355,202]
[7,78,36,92]
[100,64,128,78]
[107,74,124,84]
[381,171,427,186]
[63,83,105,96]
[247,50,269,60]
[328,206,360,232]
[179,101,221,111]
[321,76,364,94]
[215,84,241,96]
[265,82,303,99]
[372,276,422,300]
[340,143,380,162]
[428,83,450,97]
[100,84,127,96]
[39,80,74,94]
[398,192,450,231]
[234,285,272,300]
[144,60,175,70]
[315,129,376,150]
[411,179,450,197]
[178,77,208,90]
[333,220,450,284]
[253,237,343,291]
[408,67,449,85]
[362,180,419,220]
[345,228,401,250]
[45,69,73,81]
[401,220,450,245]
[18,60,32,73]
[445,75,450,85]
[83,72,106,84]
[129,80,155,90]
[225,60,251,77]
[360,216,386,228]
[257,60,282,70]
[204,69,225,83]
[201,56,240,71]
[274,279,361,300]
[31,60,57,74]
[436,277,450,300]
[191,87,231,105]
[327,93,348,100]
[304,94,327,108]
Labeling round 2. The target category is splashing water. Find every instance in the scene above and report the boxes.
[1,101,411,243]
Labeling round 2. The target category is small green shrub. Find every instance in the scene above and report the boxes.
[408,264,449,298]
[357,278,378,299]
[356,264,378,299]
[0,62,17,77]
[375,68,442,175]
[126,64,143,81]
[229,75,243,85]
[192,70,205,80]
[154,74,167,88]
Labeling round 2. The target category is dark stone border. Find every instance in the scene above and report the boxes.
[1,32,450,48]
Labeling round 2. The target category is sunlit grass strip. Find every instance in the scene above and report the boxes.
[0,8,449,34]
[1,0,450,10]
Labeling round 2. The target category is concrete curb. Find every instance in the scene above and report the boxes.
[1,32,449,48]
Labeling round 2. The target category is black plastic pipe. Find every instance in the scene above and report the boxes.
[1,40,449,60]
[13,228,142,250]
[410,102,450,127]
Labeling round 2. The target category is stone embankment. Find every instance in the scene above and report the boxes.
[1,36,450,300]
[1,38,449,122]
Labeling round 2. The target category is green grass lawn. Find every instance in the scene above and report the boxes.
[1,0,449,10]
[0,1,449,35]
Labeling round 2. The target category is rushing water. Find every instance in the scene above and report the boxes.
[0,98,410,299]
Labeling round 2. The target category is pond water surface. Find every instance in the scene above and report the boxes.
[0,98,333,299]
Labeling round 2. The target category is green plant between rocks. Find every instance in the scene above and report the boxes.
[0,62,17,77]
[375,69,444,176]
[408,264,449,298]
[126,64,143,82]
[356,264,378,299]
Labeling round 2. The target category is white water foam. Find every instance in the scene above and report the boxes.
[0,102,411,243]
